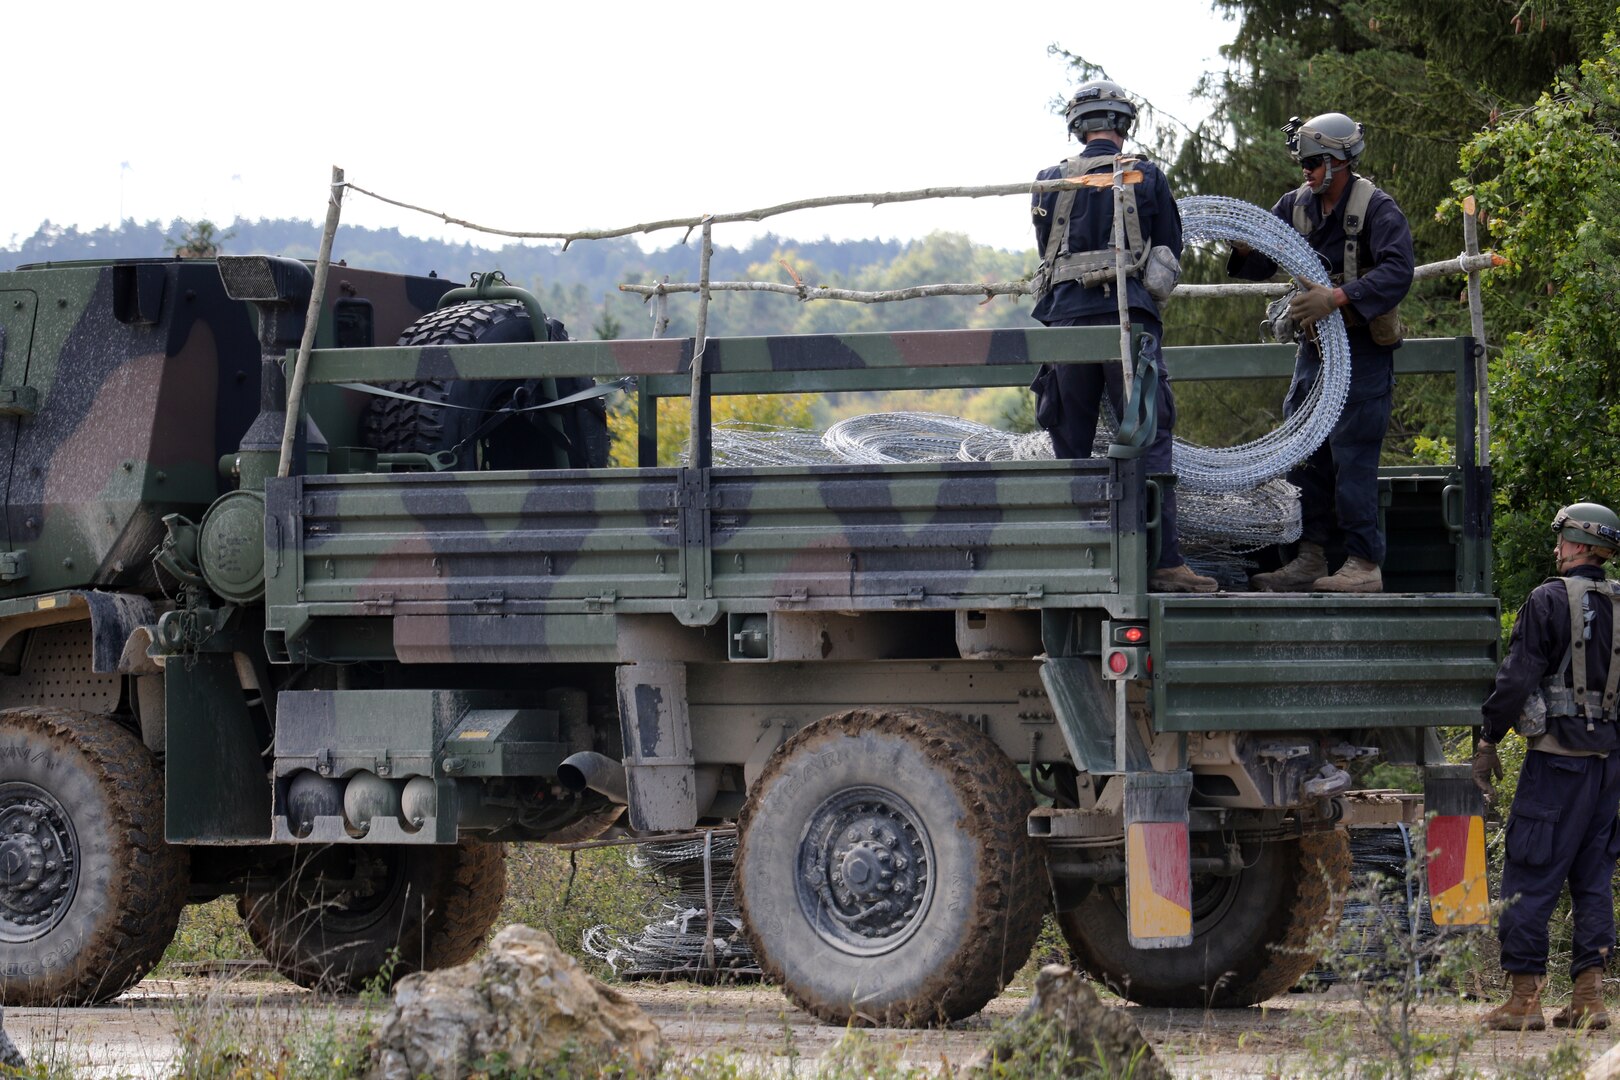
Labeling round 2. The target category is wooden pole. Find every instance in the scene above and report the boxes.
[279,166,344,478]
[687,218,714,468]
[1462,195,1490,468]
[1112,158,1134,410]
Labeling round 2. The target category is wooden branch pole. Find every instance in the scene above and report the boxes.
[345,177,1100,245]
[619,254,1502,307]
[1462,195,1490,468]
[1112,158,1133,410]
[279,166,344,478]
[687,219,715,468]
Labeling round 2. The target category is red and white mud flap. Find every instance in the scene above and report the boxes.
[1123,770,1194,948]
[1424,764,1490,927]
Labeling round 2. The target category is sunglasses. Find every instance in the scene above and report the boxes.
[1299,155,1329,170]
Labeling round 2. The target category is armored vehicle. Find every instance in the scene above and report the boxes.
[0,251,1494,1020]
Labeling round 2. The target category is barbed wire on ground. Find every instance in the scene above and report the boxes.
[582,833,759,981]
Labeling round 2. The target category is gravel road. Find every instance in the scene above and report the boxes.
[6,977,1611,1077]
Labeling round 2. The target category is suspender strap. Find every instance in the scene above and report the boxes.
[1562,576,1620,719]
[1341,177,1375,283]
[1567,576,1592,716]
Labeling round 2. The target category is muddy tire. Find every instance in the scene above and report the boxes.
[0,707,188,1005]
[1060,830,1351,1007]
[364,300,610,470]
[239,840,505,992]
[736,708,1045,1026]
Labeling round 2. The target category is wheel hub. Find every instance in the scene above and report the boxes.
[797,787,934,956]
[0,786,77,941]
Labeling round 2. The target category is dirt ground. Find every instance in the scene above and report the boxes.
[7,977,1615,1078]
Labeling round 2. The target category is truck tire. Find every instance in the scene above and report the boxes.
[239,840,506,992]
[0,707,188,1005]
[736,708,1045,1026]
[364,300,610,470]
[1059,830,1351,1007]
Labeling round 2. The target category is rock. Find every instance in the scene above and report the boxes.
[964,964,1171,1080]
[367,924,662,1080]
[1587,1037,1620,1080]
[0,1007,24,1070]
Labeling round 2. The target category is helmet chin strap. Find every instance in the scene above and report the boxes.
[1309,158,1337,196]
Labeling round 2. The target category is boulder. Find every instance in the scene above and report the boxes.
[965,964,1171,1080]
[367,924,662,1080]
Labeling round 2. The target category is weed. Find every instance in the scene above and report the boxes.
[499,845,658,980]
[1297,821,1490,1080]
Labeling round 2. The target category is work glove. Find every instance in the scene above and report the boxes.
[1472,740,1504,799]
[1288,280,1339,330]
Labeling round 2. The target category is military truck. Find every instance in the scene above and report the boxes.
[0,250,1496,1022]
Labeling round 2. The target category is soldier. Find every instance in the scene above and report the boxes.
[1029,79,1216,594]
[1228,112,1415,593]
[1473,503,1620,1031]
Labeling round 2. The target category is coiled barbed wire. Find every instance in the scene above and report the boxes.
[711,413,1301,556]
[582,835,759,980]
[1171,195,1350,491]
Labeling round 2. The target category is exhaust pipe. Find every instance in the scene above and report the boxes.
[558,752,628,806]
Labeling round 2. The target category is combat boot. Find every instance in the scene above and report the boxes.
[1149,563,1219,594]
[1249,542,1327,592]
[1483,973,1546,1031]
[1553,967,1610,1030]
[1313,556,1383,593]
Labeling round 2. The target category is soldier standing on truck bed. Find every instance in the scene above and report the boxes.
[1228,112,1415,594]
[1473,502,1620,1031]
[1028,79,1217,594]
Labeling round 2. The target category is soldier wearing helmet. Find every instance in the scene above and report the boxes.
[1474,501,1620,1031]
[1028,79,1216,594]
[1229,111,1416,594]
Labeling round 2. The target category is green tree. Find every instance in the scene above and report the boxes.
[1449,18,1620,607]
[165,218,235,258]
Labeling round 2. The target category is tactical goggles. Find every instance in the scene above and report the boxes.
[1553,511,1620,546]
[1299,155,1329,171]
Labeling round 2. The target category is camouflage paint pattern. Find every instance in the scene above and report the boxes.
[0,259,453,602]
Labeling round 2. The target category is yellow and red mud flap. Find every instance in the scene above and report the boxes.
[1124,770,1193,948]
[1424,764,1490,926]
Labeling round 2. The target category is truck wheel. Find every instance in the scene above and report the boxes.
[736,708,1045,1026]
[1059,830,1351,1007]
[239,840,505,991]
[0,707,188,1005]
[364,300,610,470]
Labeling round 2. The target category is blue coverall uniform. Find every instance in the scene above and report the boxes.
[1227,178,1414,566]
[1031,140,1186,570]
[1481,564,1620,977]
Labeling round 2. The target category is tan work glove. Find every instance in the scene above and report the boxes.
[1472,740,1504,800]
[1288,280,1339,330]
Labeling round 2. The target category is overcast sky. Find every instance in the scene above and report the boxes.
[9,1,1238,254]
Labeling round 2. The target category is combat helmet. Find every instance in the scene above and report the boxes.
[1283,112,1366,163]
[1066,79,1137,138]
[1553,502,1620,553]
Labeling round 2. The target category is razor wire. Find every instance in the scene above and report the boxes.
[582,834,759,980]
[1169,195,1350,491]
[711,412,1301,559]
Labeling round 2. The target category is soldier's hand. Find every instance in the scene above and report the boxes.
[1288,280,1340,329]
[1229,240,1253,258]
[1472,740,1504,799]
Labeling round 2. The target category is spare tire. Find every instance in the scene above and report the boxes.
[364,300,610,470]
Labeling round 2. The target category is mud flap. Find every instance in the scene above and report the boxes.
[1124,770,1193,948]
[1424,764,1489,926]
